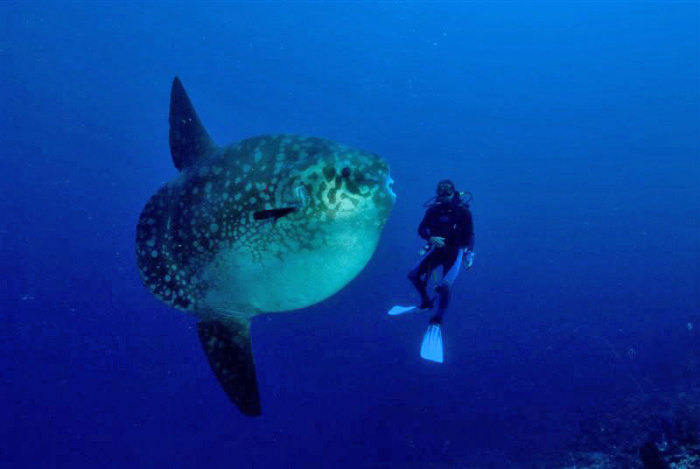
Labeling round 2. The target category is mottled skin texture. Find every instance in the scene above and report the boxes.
[134,78,395,415]
[136,134,394,321]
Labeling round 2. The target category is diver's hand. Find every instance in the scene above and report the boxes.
[463,250,475,269]
[429,236,445,248]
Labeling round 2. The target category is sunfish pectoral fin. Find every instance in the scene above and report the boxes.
[169,76,218,171]
[252,206,297,222]
[197,319,261,416]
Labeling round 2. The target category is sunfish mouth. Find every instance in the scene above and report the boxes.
[385,175,396,199]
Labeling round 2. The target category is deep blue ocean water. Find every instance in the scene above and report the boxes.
[2,2,698,468]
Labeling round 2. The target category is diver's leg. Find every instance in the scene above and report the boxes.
[431,248,462,324]
[408,250,437,309]
[441,248,463,286]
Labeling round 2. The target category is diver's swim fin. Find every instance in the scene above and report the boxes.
[420,324,444,363]
[388,297,435,316]
[388,305,418,316]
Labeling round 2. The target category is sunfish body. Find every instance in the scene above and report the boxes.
[136,78,395,416]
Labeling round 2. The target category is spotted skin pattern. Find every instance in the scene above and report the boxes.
[137,134,394,320]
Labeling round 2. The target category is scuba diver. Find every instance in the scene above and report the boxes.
[387,179,475,363]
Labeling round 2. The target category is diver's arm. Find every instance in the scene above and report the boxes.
[454,206,474,251]
[460,208,475,268]
[417,208,434,240]
[463,208,475,252]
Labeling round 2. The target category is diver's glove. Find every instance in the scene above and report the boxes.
[463,250,475,269]
[429,236,446,248]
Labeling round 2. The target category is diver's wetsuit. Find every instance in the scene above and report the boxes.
[408,197,474,324]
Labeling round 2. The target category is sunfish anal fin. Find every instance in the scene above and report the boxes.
[169,76,218,171]
[197,319,261,416]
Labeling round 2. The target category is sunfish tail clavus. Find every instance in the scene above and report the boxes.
[136,77,396,416]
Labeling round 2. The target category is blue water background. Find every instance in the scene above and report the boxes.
[2,2,698,467]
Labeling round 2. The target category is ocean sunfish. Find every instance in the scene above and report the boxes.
[136,77,395,416]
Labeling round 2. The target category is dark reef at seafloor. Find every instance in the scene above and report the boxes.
[558,386,700,468]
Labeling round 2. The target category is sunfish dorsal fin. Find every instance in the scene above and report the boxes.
[169,76,217,171]
[197,319,261,416]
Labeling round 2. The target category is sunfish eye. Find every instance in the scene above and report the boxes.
[294,184,310,208]
[341,167,351,178]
